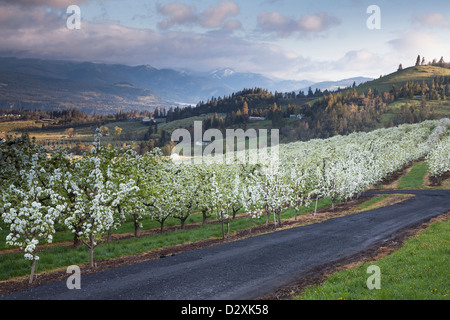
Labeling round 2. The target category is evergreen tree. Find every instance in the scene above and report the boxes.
[415,55,421,67]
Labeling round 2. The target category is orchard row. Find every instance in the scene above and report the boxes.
[1,119,449,283]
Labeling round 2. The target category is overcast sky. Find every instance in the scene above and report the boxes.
[1,0,450,82]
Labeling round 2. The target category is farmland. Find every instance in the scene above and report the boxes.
[1,118,449,299]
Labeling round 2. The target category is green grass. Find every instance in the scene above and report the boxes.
[354,195,391,211]
[429,100,450,118]
[295,217,450,300]
[397,162,429,189]
[0,120,43,135]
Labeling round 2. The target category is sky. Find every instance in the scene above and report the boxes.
[1,0,450,82]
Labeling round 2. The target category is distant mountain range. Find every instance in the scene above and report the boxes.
[195,67,316,98]
[298,77,374,93]
[0,57,372,114]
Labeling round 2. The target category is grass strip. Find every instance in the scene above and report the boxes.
[397,162,428,189]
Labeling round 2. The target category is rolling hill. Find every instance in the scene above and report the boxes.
[356,65,450,94]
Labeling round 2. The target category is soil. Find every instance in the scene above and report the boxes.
[0,192,430,299]
[426,171,450,187]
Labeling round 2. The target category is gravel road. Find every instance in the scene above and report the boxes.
[2,189,449,300]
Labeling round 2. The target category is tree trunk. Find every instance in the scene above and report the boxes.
[221,212,225,240]
[73,225,82,247]
[180,218,187,230]
[88,233,95,269]
[133,214,141,238]
[202,210,208,225]
[89,246,95,269]
[314,197,319,216]
[29,254,37,284]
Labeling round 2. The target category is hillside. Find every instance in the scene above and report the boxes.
[2,62,450,155]
[356,65,450,94]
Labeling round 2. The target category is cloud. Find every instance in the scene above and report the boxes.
[0,1,304,78]
[388,31,450,62]
[0,1,379,83]
[201,1,239,28]
[0,1,62,31]
[157,3,198,29]
[414,13,450,29]
[157,1,241,31]
[223,20,242,30]
[338,49,380,68]
[257,11,340,38]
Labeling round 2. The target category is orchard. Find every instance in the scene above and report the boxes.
[1,119,449,283]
